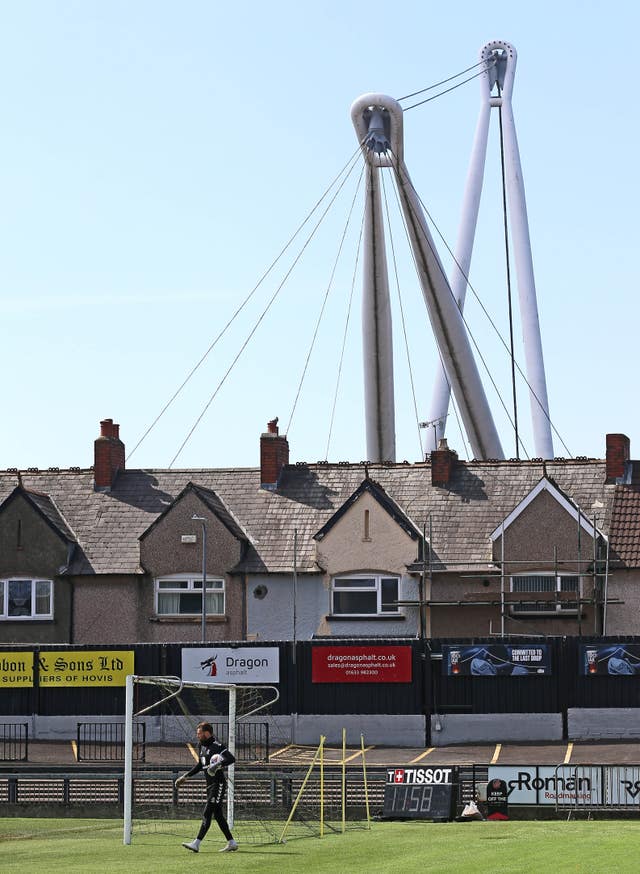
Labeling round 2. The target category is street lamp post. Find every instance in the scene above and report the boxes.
[192,515,207,643]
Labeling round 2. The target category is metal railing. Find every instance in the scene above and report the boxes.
[0,767,386,813]
[77,722,145,762]
[554,764,640,817]
[76,720,268,764]
[0,723,28,762]
[210,721,270,762]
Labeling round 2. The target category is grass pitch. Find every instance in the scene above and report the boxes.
[1,817,639,873]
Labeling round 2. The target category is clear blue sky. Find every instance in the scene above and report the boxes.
[2,1,638,470]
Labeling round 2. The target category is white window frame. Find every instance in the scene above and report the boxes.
[154,573,225,617]
[510,573,580,615]
[331,573,400,617]
[0,578,54,621]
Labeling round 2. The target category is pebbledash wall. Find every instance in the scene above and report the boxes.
[2,637,640,746]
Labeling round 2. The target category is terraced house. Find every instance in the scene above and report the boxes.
[0,419,638,645]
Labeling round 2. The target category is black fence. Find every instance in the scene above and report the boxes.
[0,767,388,815]
[76,722,146,762]
[0,723,28,762]
[210,721,270,763]
[1,637,640,726]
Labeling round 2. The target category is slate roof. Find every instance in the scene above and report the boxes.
[138,482,250,545]
[0,486,76,544]
[0,457,621,576]
[314,477,423,542]
[609,485,640,566]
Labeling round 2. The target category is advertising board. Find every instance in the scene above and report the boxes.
[182,647,280,684]
[443,644,551,676]
[311,645,412,683]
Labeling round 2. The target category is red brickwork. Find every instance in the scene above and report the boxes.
[260,419,289,488]
[606,433,630,482]
[94,418,126,490]
[431,444,458,486]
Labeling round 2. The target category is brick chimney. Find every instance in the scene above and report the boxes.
[606,433,630,483]
[94,418,126,491]
[430,438,458,486]
[260,418,289,489]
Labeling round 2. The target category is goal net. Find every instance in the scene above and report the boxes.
[123,674,372,849]
[123,675,282,846]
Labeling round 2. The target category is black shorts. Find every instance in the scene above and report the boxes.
[206,777,226,806]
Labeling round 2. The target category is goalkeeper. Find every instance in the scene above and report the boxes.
[175,721,237,853]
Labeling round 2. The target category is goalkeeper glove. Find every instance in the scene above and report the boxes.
[175,774,187,788]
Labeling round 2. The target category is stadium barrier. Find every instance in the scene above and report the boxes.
[75,718,269,763]
[0,723,28,762]
[77,721,146,762]
[0,766,388,816]
[209,721,270,762]
[554,764,640,816]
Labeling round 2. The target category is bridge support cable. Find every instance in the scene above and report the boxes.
[285,164,366,441]
[128,146,362,464]
[168,150,364,467]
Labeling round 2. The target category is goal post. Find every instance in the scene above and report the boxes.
[123,674,279,846]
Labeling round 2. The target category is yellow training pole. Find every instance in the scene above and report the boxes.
[342,727,346,833]
[361,733,371,828]
[279,736,324,844]
[320,735,325,837]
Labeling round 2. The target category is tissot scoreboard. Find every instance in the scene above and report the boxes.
[382,767,455,820]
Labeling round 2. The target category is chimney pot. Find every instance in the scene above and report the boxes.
[100,418,114,438]
[267,418,279,435]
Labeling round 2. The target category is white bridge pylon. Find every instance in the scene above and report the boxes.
[351,40,553,463]
[425,40,553,459]
[357,104,397,464]
[351,92,504,463]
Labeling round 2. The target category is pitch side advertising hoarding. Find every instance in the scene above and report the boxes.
[581,643,640,675]
[443,643,551,676]
[39,651,135,687]
[182,647,280,684]
[603,767,640,805]
[488,766,602,806]
[1,651,134,687]
[311,645,412,683]
[0,651,34,687]
[489,765,640,808]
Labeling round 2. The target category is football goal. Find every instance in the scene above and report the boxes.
[123,674,280,846]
